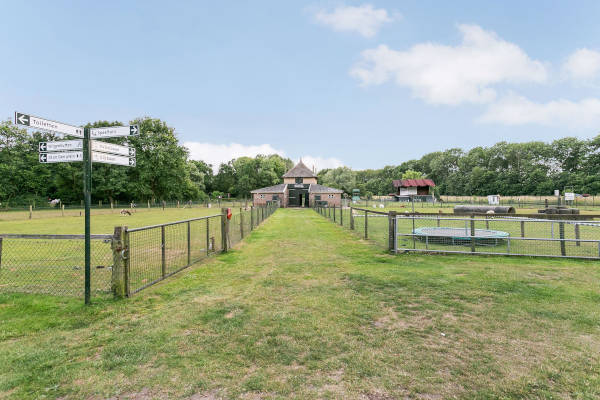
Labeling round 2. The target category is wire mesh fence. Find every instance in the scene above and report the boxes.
[0,234,113,297]
[396,215,600,259]
[125,203,278,296]
[315,205,600,260]
[0,204,279,300]
[315,205,390,249]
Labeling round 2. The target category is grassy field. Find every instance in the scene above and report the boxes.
[1,209,599,399]
[0,207,230,235]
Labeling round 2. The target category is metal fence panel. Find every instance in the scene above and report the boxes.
[396,215,600,259]
[0,235,112,297]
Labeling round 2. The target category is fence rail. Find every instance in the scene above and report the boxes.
[314,205,600,260]
[0,203,279,301]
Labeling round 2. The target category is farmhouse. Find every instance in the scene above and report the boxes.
[251,160,343,208]
[391,178,436,202]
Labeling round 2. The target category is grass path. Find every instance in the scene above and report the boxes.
[1,209,599,399]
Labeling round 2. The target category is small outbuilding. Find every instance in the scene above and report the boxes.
[251,160,343,208]
[391,178,436,202]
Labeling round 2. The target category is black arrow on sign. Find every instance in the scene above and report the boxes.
[129,158,136,167]
[39,153,47,163]
[129,148,136,156]
[16,113,30,126]
[39,142,47,152]
[129,125,139,135]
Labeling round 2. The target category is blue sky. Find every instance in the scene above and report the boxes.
[2,1,600,171]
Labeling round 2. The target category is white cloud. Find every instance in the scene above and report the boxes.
[313,4,393,38]
[184,141,345,173]
[479,93,600,128]
[297,155,344,172]
[563,48,600,81]
[350,24,548,105]
[185,142,285,173]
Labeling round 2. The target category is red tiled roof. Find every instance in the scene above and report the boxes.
[392,179,435,188]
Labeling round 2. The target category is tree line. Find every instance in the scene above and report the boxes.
[2,117,599,207]
[0,118,293,207]
[317,136,600,197]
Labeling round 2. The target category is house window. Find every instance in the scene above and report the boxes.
[273,194,279,201]
[295,177,303,184]
[315,195,321,201]
[328,194,334,198]
[260,194,265,199]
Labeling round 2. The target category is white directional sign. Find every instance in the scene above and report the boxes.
[15,112,83,137]
[39,151,84,163]
[39,140,82,152]
[90,125,139,139]
[38,140,135,157]
[92,151,136,167]
[92,141,135,157]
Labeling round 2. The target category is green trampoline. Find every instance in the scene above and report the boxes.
[413,227,510,246]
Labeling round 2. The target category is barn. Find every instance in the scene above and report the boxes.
[251,160,343,208]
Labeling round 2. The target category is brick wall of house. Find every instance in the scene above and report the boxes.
[309,192,341,207]
[253,191,288,207]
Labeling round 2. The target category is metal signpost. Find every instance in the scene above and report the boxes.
[16,113,138,304]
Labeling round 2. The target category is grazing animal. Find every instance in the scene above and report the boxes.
[486,210,495,214]
[120,209,132,216]
[48,198,61,206]
[379,204,385,208]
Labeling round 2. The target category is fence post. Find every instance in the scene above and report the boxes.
[111,226,126,298]
[29,205,32,219]
[187,221,191,265]
[520,221,525,238]
[470,215,476,253]
[160,225,167,277]
[250,206,254,230]
[559,222,566,256]
[388,211,397,253]
[240,208,244,238]
[340,205,343,226]
[0,237,3,270]
[123,227,130,297]
[350,207,354,230]
[333,204,336,222]
[206,217,210,255]
[364,209,368,239]
[221,208,229,252]
[575,223,581,247]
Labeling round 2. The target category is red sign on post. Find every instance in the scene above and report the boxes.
[227,208,232,220]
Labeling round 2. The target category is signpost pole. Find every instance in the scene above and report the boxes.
[83,127,92,304]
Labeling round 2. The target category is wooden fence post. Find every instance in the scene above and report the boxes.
[575,223,581,247]
[333,204,336,222]
[350,207,354,230]
[240,208,244,238]
[470,215,476,253]
[61,204,65,217]
[111,226,126,298]
[0,237,3,270]
[250,206,254,231]
[520,221,525,238]
[340,205,343,226]
[221,208,229,252]
[559,222,566,256]
[364,209,368,239]
[29,205,32,220]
